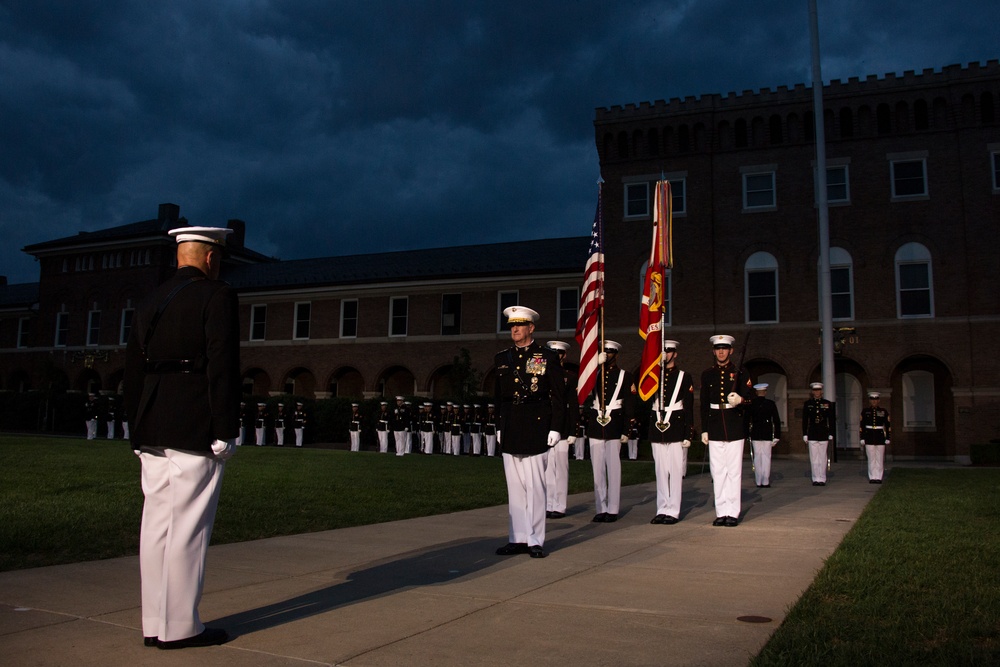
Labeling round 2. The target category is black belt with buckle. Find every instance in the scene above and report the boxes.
[144,358,206,374]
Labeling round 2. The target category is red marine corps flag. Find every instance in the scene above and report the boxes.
[575,183,605,405]
[637,180,674,401]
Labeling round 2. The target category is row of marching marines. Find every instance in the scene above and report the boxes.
[489,305,890,561]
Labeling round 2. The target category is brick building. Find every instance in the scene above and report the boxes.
[1,60,997,461]
[594,60,1000,462]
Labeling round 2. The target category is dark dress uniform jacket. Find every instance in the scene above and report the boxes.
[124,265,241,452]
[646,367,695,443]
[700,362,755,441]
[746,397,782,441]
[584,363,635,440]
[859,407,890,445]
[802,398,837,442]
[494,341,566,456]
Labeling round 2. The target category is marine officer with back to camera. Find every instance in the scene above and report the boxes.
[494,306,566,559]
[124,225,240,650]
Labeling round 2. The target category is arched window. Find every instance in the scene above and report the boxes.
[828,247,854,320]
[839,107,854,138]
[902,370,935,429]
[895,242,933,318]
[745,251,778,323]
[769,115,783,144]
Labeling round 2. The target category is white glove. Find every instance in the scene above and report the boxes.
[803,435,809,443]
[567,436,576,444]
[211,438,237,461]
[885,440,890,445]
[682,439,691,448]
[771,439,779,447]
[860,440,866,446]
[597,352,607,364]
[726,392,742,407]
[133,448,140,457]
[701,432,709,445]
[619,435,628,443]
[828,436,833,441]
[547,431,561,447]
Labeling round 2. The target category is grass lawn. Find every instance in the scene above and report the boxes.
[0,434,656,571]
[752,467,1000,666]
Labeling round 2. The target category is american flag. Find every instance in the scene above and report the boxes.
[637,180,672,401]
[575,184,605,405]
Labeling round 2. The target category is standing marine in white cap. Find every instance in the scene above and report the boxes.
[745,383,782,487]
[859,391,890,483]
[700,334,755,526]
[124,225,239,649]
[543,340,579,519]
[802,382,836,485]
[493,306,566,558]
[646,339,694,524]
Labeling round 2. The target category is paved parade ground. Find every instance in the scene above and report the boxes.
[0,458,880,666]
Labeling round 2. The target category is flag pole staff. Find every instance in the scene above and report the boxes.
[597,179,607,419]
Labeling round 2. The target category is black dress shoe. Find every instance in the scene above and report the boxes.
[762,484,771,488]
[592,513,608,522]
[724,516,739,527]
[529,545,547,558]
[157,627,228,650]
[812,481,820,486]
[604,514,618,523]
[662,516,679,525]
[549,511,565,519]
[874,479,882,484]
[712,516,726,526]
[495,542,529,556]
[817,482,826,486]
[144,637,158,648]
[545,511,554,518]
[650,514,666,524]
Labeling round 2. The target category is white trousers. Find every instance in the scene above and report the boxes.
[421,431,435,454]
[808,439,829,482]
[471,433,483,455]
[502,453,547,547]
[627,438,638,460]
[295,428,303,447]
[255,427,265,446]
[545,439,570,513]
[589,439,622,514]
[574,437,586,460]
[751,440,774,486]
[237,427,245,447]
[394,431,408,456]
[682,446,688,476]
[451,434,461,455]
[350,431,360,451]
[651,441,684,518]
[486,435,497,456]
[139,447,225,642]
[866,444,885,481]
[276,427,285,446]
[123,422,130,440]
[708,439,743,518]
[378,430,389,453]
[86,419,97,440]
[107,421,115,439]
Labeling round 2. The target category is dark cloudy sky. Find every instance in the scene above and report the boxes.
[2,0,997,285]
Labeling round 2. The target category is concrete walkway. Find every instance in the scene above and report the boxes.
[0,458,882,666]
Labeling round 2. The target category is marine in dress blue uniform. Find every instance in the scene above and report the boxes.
[544,340,579,519]
[745,383,781,487]
[124,226,239,649]
[493,306,566,559]
[860,391,890,483]
[647,340,694,524]
[802,382,836,485]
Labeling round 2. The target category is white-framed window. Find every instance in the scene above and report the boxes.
[742,167,776,210]
[497,291,518,332]
[557,287,579,332]
[889,154,928,199]
[895,242,933,318]
[340,299,358,338]
[293,302,311,340]
[991,148,1000,193]
[250,304,267,341]
[389,296,408,337]
[119,308,134,345]
[54,311,68,347]
[827,165,850,204]
[624,182,650,218]
[86,310,101,346]
[638,261,672,327]
[902,370,935,430]
[441,293,461,336]
[829,247,854,320]
[17,317,31,348]
[745,251,778,323]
